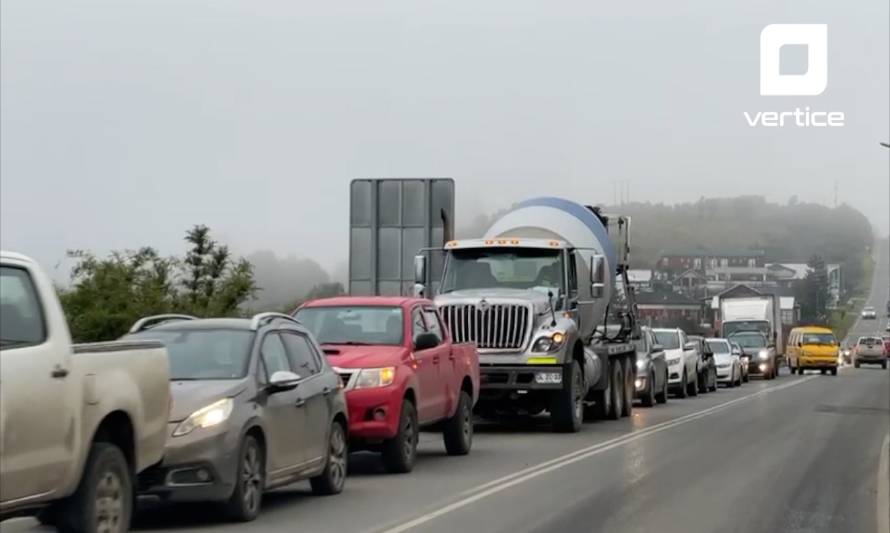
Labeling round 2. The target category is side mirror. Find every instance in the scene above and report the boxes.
[414,255,427,285]
[684,342,695,351]
[590,254,605,298]
[414,331,441,351]
[652,343,664,353]
[268,370,301,392]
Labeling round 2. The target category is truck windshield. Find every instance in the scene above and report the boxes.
[441,247,564,293]
[126,329,254,380]
[729,333,766,348]
[296,306,404,346]
[722,320,770,338]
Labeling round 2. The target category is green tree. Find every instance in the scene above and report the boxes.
[798,255,830,323]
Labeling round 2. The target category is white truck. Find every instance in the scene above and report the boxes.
[414,197,639,432]
[0,251,171,533]
[718,295,783,379]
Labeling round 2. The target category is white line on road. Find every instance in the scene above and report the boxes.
[376,376,817,533]
[878,433,889,533]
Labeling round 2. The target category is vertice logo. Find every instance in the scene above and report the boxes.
[760,24,828,96]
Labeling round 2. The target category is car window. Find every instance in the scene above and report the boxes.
[281,331,321,377]
[0,266,46,349]
[653,330,680,350]
[261,333,291,376]
[127,328,254,380]
[412,307,427,340]
[706,340,730,354]
[423,308,444,340]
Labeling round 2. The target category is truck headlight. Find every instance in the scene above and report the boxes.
[173,398,234,437]
[532,332,566,353]
[758,350,769,361]
[355,367,396,389]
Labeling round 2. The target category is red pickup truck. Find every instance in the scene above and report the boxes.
[295,297,480,473]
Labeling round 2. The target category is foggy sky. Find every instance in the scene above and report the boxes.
[2,0,888,276]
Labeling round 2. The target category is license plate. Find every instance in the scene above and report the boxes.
[535,372,562,384]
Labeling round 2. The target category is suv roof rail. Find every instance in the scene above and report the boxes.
[250,312,301,331]
[129,314,198,334]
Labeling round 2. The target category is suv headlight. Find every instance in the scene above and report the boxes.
[532,332,566,353]
[173,398,234,437]
[666,357,681,366]
[758,349,769,361]
[355,367,396,389]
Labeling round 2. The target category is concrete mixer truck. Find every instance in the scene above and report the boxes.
[413,197,640,432]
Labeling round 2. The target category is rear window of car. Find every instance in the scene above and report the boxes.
[706,340,730,354]
[858,337,881,346]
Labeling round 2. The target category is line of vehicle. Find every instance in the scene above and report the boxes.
[375,375,818,533]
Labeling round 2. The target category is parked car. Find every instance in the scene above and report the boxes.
[707,338,742,387]
[295,296,480,473]
[688,335,718,393]
[786,326,839,376]
[1,252,171,533]
[652,328,700,398]
[729,331,777,379]
[731,342,750,382]
[125,312,349,522]
[854,336,888,369]
[634,327,669,407]
[861,306,877,320]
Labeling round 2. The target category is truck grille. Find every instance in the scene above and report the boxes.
[440,303,532,351]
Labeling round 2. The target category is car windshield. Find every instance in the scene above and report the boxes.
[296,306,404,346]
[441,247,564,293]
[653,330,681,350]
[801,333,836,345]
[126,328,254,380]
[707,340,730,354]
[729,333,766,348]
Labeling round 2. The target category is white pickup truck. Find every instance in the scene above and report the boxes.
[0,251,171,533]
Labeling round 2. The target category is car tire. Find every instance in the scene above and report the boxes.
[854,360,861,368]
[641,370,656,407]
[443,390,474,453]
[688,368,699,397]
[57,442,132,533]
[382,399,418,473]
[655,371,668,404]
[709,369,718,392]
[676,370,689,398]
[830,367,838,376]
[882,360,887,370]
[742,370,749,383]
[310,421,348,495]
[698,371,708,394]
[225,435,265,522]
[621,358,634,418]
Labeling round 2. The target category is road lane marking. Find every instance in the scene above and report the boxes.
[377,376,817,533]
[878,433,889,533]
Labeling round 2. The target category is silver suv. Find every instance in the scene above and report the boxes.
[125,312,349,522]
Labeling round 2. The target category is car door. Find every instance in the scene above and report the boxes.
[280,330,333,465]
[411,306,443,423]
[258,332,308,475]
[0,263,74,505]
[680,331,696,377]
[423,306,454,418]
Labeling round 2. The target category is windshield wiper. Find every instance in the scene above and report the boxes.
[323,341,374,346]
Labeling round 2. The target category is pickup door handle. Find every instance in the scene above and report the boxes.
[295,398,306,408]
[51,365,69,379]
[322,386,333,396]
[432,355,440,364]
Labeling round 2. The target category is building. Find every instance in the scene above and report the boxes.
[627,269,653,292]
[636,290,708,331]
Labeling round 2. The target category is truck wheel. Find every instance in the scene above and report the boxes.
[58,442,132,533]
[608,360,624,420]
[443,390,473,454]
[382,399,418,473]
[641,370,656,407]
[225,435,265,522]
[655,371,668,404]
[551,360,584,432]
[676,370,689,398]
[310,421,348,495]
[587,370,612,420]
[621,357,634,417]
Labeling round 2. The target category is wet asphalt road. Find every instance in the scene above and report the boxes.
[4,242,888,533]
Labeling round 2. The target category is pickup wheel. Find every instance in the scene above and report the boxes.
[225,435,265,522]
[443,390,473,455]
[57,442,132,533]
[551,360,584,432]
[382,399,418,473]
[310,421,348,495]
[621,358,634,417]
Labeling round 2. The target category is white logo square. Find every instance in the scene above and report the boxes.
[760,24,828,96]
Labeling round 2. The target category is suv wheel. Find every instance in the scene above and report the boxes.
[382,399,418,473]
[226,435,264,522]
[59,442,132,533]
[443,390,473,454]
[310,421,348,495]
